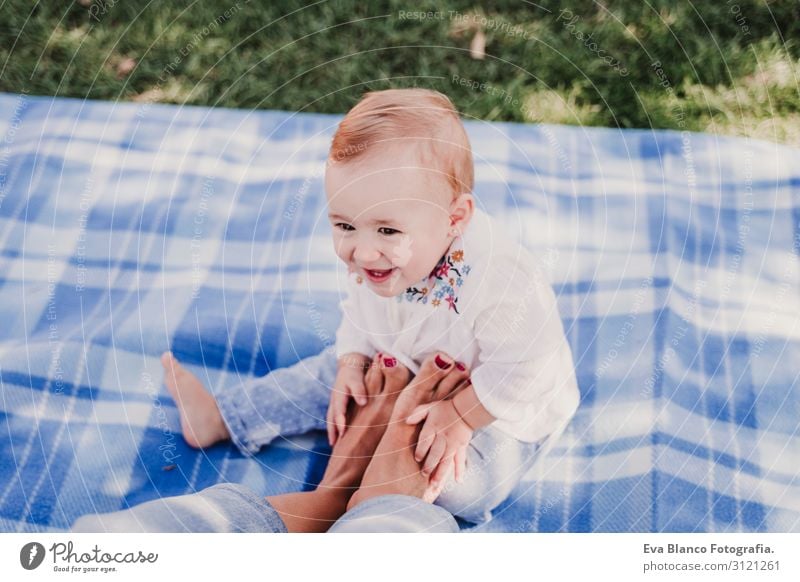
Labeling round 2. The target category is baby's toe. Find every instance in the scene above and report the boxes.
[161,351,189,389]
[160,351,175,371]
[162,351,185,373]
[161,352,180,382]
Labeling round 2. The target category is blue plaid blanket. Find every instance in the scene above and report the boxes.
[1,92,798,533]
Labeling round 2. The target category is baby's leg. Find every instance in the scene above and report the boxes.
[162,348,337,455]
[215,348,339,456]
[433,426,546,525]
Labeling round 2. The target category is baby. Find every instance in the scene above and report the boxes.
[162,88,580,524]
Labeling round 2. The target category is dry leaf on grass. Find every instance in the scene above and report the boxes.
[132,87,164,103]
[116,57,136,79]
[470,30,486,60]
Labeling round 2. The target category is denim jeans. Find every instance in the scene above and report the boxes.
[71,483,459,533]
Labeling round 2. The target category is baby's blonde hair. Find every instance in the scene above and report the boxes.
[329,88,474,200]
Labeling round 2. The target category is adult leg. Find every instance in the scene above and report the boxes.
[264,354,412,532]
[72,352,469,533]
[71,354,410,533]
[268,352,470,533]
[331,354,470,532]
[329,495,459,533]
[70,482,288,533]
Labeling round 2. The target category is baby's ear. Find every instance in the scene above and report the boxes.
[449,193,474,227]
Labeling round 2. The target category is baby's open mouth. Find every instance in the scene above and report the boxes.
[364,267,395,283]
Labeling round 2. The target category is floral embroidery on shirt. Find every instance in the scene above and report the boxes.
[399,243,470,314]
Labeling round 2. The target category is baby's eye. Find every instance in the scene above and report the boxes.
[335,223,355,232]
[378,227,401,236]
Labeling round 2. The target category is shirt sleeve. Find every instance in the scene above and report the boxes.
[468,251,571,424]
[334,273,375,360]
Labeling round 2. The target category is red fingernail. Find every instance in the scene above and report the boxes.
[435,354,452,370]
[384,357,396,368]
[455,362,466,371]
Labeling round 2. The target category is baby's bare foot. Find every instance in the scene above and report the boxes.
[320,353,412,491]
[161,351,230,449]
[347,352,470,509]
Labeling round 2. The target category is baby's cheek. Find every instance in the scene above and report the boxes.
[332,244,349,264]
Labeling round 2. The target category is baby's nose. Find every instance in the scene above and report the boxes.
[353,244,381,263]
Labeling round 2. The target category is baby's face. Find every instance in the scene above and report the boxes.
[325,146,454,297]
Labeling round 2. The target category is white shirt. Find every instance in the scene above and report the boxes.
[334,207,580,443]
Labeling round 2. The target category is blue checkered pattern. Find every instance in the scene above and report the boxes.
[0,93,798,533]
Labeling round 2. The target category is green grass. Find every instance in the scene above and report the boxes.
[1,0,799,144]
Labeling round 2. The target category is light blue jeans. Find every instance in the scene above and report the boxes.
[71,484,459,533]
[215,347,545,524]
